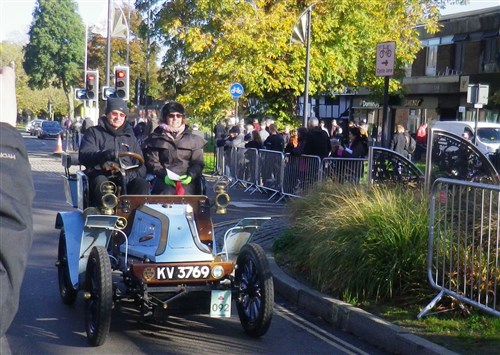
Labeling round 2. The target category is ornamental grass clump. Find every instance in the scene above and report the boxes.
[276,183,431,303]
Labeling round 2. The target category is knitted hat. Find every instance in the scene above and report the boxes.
[105,98,129,116]
[161,102,185,119]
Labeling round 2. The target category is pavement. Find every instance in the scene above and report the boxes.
[30,151,457,355]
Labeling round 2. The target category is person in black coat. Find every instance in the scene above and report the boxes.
[79,98,148,206]
[143,102,207,195]
[1,66,35,354]
[303,118,331,159]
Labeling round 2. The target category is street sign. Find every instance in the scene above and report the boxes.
[229,82,244,99]
[376,41,396,77]
[468,84,489,105]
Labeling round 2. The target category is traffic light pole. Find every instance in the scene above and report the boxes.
[106,0,112,87]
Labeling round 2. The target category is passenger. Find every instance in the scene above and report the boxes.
[79,98,149,206]
[143,102,207,195]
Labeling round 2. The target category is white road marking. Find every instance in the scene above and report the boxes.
[274,304,371,355]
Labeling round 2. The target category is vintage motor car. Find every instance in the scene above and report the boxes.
[56,152,274,346]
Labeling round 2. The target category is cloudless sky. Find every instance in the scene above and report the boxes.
[0,0,499,43]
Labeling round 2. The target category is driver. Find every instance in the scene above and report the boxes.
[79,98,148,206]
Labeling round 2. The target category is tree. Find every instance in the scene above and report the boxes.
[1,41,67,121]
[144,0,456,125]
[23,0,85,120]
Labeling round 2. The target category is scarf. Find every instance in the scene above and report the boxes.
[159,123,186,139]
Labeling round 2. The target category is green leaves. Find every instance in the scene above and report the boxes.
[149,0,441,123]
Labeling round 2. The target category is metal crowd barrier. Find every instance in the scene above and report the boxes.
[419,178,500,318]
[322,157,368,185]
[281,154,323,199]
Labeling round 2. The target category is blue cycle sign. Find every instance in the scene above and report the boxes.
[229,82,244,99]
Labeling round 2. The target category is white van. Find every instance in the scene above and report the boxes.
[431,120,500,156]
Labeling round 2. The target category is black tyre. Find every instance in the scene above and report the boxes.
[57,230,78,305]
[235,243,274,337]
[84,246,112,346]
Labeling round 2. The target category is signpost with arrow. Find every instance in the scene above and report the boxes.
[376,41,396,148]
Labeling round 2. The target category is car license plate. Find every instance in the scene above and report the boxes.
[210,290,231,318]
[155,265,211,280]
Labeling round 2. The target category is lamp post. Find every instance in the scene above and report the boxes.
[291,5,314,128]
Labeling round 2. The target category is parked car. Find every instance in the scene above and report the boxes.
[28,119,44,135]
[36,120,63,139]
[432,121,500,157]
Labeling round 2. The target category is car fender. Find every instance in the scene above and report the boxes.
[55,211,84,289]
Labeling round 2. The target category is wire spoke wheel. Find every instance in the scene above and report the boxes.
[84,246,112,346]
[235,243,273,337]
[57,229,77,305]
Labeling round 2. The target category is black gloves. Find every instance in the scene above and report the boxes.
[155,169,167,178]
[100,149,116,163]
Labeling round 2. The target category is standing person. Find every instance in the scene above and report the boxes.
[415,123,428,161]
[336,126,368,183]
[390,124,408,157]
[263,124,285,152]
[337,126,368,158]
[79,98,149,206]
[71,116,82,151]
[0,66,35,354]
[80,116,94,135]
[245,130,263,150]
[214,119,227,146]
[319,120,330,137]
[330,119,342,138]
[223,126,245,180]
[143,102,207,195]
[303,118,331,159]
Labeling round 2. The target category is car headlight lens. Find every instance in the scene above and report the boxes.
[211,265,225,279]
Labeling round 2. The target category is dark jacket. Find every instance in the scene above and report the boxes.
[0,124,34,338]
[143,126,207,179]
[341,137,367,158]
[79,116,146,182]
[303,127,331,159]
[263,133,284,152]
[390,132,408,156]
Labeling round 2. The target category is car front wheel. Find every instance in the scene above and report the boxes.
[84,246,112,346]
[235,243,274,337]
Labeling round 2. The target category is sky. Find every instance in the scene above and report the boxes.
[0,0,499,43]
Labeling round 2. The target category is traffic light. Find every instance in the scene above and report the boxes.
[102,86,116,100]
[75,88,88,100]
[85,70,99,100]
[114,66,129,101]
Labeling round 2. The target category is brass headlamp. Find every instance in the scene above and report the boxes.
[213,178,230,214]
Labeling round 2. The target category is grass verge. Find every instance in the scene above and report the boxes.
[273,182,500,354]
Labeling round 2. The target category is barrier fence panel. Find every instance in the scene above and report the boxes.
[240,147,260,190]
[322,157,368,185]
[234,147,256,188]
[215,146,225,176]
[281,154,322,198]
[419,178,500,318]
[257,150,285,198]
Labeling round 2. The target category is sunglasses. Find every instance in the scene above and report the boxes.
[168,113,184,118]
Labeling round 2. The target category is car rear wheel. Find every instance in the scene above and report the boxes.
[57,230,78,305]
[84,246,112,346]
[235,243,273,337]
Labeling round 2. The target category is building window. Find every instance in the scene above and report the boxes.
[426,45,437,76]
[454,42,465,72]
[483,38,497,63]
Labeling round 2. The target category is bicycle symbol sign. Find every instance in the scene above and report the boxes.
[376,41,396,77]
[229,83,244,99]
